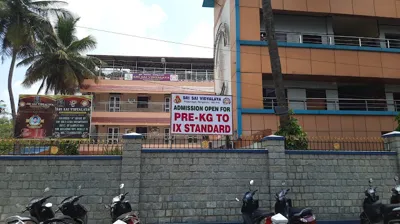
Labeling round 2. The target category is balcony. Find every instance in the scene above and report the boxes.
[260,31,400,49]
[99,67,214,82]
[263,97,400,112]
[94,101,169,113]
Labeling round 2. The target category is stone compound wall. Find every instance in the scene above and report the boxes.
[0,133,400,224]
[285,152,397,220]
[0,158,121,223]
[139,150,269,223]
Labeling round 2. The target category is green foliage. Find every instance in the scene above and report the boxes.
[58,141,80,155]
[102,144,123,155]
[275,110,308,150]
[19,15,103,94]
[1,0,70,119]
[395,113,400,131]
[0,139,14,155]
[0,117,13,139]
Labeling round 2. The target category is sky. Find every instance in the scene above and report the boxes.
[0,0,214,113]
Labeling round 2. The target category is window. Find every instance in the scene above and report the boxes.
[109,95,120,112]
[137,96,149,109]
[306,89,327,110]
[188,136,198,144]
[164,96,171,112]
[107,127,119,144]
[164,128,175,144]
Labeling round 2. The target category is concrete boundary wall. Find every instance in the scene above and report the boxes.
[0,132,399,224]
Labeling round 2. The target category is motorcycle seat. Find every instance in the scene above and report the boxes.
[117,211,138,222]
[290,208,313,217]
[382,204,400,213]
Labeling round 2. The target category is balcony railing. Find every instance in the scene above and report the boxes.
[99,66,214,82]
[263,97,400,111]
[94,101,169,113]
[260,31,400,49]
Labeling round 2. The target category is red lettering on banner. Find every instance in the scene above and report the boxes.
[216,114,230,122]
[183,124,231,133]
[181,113,188,121]
[199,114,213,122]
[173,124,182,132]
[174,113,181,120]
[188,113,194,121]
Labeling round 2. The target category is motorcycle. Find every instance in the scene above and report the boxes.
[274,181,316,224]
[235,180,275,224]
[360,178,400,224]
[5,187,74,224]
[56,186,88,224]
[106,183,140,224]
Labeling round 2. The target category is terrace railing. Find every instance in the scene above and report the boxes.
[260,31,400,49]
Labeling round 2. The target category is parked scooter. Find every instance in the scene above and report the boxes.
[235,180,275,224]
[106,183,140,224]
[360,178,400,224]
[56,186,88,224]
[5,187,74,224]
[274,181,316,224]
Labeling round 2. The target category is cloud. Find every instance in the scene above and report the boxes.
[66,0,175,56]
[176,22,214,58]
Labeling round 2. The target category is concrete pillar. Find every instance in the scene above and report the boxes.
[326,89,339,110]
[261,135,287,210]
[121,133,143,211]
[383,132,400,168]
[287,89,306,110]
[386,92,395,111]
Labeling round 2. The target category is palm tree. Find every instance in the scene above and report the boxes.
[261,0,290,128]
[19,15,103,95]
[0,0,69,122]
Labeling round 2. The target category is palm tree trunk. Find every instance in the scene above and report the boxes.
[8,51,17,126]
[261,0,290,128]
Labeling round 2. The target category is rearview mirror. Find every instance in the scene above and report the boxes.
[120,183,124,189]
[249,180,254,186]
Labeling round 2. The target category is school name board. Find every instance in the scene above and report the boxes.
[14,95,92,139]
[170,94,233,135]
